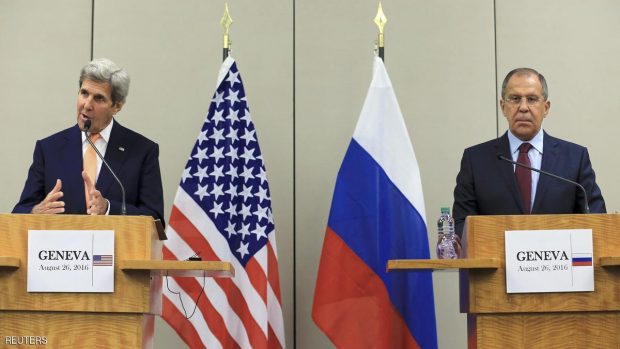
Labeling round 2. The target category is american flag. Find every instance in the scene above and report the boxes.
[92,254,113,267]
[162,57,285,349]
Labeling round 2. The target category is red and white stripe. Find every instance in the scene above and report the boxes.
[162,188,285,349]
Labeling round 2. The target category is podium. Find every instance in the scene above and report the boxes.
[0,214,233,348]
[388,214,620,349]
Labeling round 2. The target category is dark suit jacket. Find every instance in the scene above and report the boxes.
[452,131,605,236]
[13,121,165,224]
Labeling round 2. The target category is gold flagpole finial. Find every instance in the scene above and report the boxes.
[374,2,387,49]
[221,3,233,51]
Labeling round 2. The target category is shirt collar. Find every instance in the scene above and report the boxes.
[508,128,544,155]
[81,118,114,144]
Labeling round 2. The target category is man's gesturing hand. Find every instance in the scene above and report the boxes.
[31,179,65,214]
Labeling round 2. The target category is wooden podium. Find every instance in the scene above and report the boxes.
[0,214,233,348]
[388,214,620,349]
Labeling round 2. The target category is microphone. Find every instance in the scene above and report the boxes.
[83,119,127,215]
[497,154,589,214]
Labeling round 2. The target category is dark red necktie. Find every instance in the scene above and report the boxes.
[516,143,533,213]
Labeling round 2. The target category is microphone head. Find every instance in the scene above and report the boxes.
[83,119,92,131]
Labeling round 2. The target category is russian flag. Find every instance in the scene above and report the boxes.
[572,253,593,266]
[312,56,437,349]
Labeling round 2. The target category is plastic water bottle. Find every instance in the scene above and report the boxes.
[436,207,459,259]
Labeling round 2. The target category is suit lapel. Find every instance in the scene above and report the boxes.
[62,126,87,212]
[494,133,526,213]
[532,132,559,213]
[97,121,128,196]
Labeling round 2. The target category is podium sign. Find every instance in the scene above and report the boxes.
[505,229,594,293]
[27,230,115,292]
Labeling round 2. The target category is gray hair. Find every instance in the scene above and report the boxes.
[501,67,548,100]
[79,58,130,104]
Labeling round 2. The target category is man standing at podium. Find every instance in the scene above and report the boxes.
[452,68,605,236]
[12,58,164,223]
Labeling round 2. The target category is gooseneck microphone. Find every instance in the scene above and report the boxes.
[497,154,590,214]
[83,119,127,215]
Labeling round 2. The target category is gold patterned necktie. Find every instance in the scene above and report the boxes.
[84,133,101,207]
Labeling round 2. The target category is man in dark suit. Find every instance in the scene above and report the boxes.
[452,68,605,236]
[13,58,164,223]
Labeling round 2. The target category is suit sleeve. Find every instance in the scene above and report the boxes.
[107,142,165,225]
[12,141,47,213]
[452,149,479,237]
[578,148,606,213]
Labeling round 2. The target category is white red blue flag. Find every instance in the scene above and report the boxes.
[312,56,437,349]
[162,56,285,349]
[572,253,593,266]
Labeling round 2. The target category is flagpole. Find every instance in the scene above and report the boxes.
[221,3,233,61]
[374,2,387,61]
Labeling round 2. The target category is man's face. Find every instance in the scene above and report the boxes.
[76,79,123,133]
[500,73,550,141]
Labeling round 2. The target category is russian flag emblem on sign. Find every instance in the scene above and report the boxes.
[572,253,593,267]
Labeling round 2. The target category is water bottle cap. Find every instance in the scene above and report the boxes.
[441,207,450,214]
